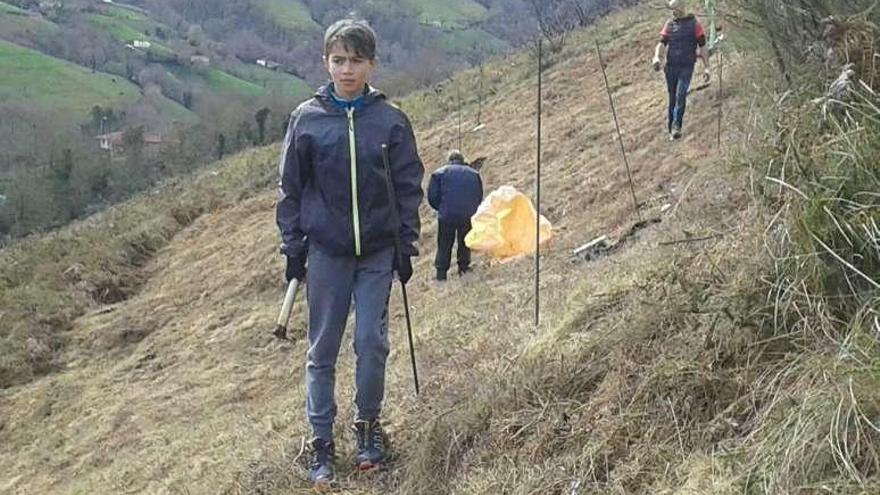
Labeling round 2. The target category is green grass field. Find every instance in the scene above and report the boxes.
[437,27,507,55]
[0,39,142,121]
[255,0,489,35]
[204,68,265,97]
[87,13,144,42]
[169,66,267,99]
[232,64,313,99]
[403,0,489,25]
[87,6,178,60]
[0,3,59,39]
[0,1,23,13]
[255,0,320,32]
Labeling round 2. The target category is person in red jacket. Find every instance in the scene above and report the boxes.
[652,0,712,140]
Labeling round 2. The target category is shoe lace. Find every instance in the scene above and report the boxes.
[311,440,333,468]
[369,422,385,452]
[356,421,386,452]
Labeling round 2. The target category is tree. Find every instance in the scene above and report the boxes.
[254,107,270,144]
[217,132,226,160]
[122,126,148,194]
[49,148,76,223]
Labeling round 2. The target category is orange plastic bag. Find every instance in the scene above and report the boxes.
[464,186,553,262]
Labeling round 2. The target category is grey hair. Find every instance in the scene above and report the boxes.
[447,149,465,163]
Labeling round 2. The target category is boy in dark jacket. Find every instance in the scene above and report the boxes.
[276,18,424,488]
[652,0,712,140]
[427,150,483,281]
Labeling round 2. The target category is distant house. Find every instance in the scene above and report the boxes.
[96,131,163,154]
[133,40,151,49]
[38,1,61,11]
[420,19,444,29]
[256,59,281,70]
[190,55,210,67]
[96,131,123,151]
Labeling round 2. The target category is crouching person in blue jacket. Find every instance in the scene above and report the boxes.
[276,18,424,489]
[427,150,483,281]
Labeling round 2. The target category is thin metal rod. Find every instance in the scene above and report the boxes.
[535,38,542,327]
[457,82,463,151]
[477,63,484,125]
[399,282,419,394]
[717,50,723,148]
[380,144,420,395]
[595,40,641,221]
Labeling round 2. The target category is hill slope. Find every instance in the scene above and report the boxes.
[0,39,145,122]
[0,3,744,492]
[2,1,877,494]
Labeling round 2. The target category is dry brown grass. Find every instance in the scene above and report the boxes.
[0,1,828,493]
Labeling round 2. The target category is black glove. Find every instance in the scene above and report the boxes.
[285,255,306,282]
[393,254,413,284]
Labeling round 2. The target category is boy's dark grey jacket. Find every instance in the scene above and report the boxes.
[277,85,424,259]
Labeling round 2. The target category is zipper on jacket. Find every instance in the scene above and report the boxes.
[347,108,362,256]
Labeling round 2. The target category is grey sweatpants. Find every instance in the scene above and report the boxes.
[305,246,394,442]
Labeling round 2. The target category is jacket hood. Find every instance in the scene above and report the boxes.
[315,83,385,111]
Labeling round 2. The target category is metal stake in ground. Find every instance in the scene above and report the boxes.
[535,37,543,328]
[457,82,463,151]
[380,144,421,395]
[595,40,641,221]
[717,50,724,148]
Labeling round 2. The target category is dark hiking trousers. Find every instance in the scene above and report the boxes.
[435,220,471,278]
[666,64,695,132]
[305,246,394,442]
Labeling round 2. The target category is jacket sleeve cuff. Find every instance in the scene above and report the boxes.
[400,243,419,257]
[280,241,308,258]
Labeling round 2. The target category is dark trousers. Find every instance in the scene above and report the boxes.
[305,247,393,441]
[435,220,471,278]
[665,64,695,132]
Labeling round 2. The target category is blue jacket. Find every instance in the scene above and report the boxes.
[277,84,424,258]
[427,161,483,225]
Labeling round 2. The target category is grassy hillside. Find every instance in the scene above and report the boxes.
[256,0,490,29]
[255,0,320,32]
[404,0,489,25]
[437,28,506,55]
[232,64,314,99]
[1,1,877,494]
[0,39,142,121]
[166,65,266,99]
[0,1,59,39]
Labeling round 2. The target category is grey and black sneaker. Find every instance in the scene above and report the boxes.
[353,419,388,471]
[671,124,683,140]
[309,438,335,489]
